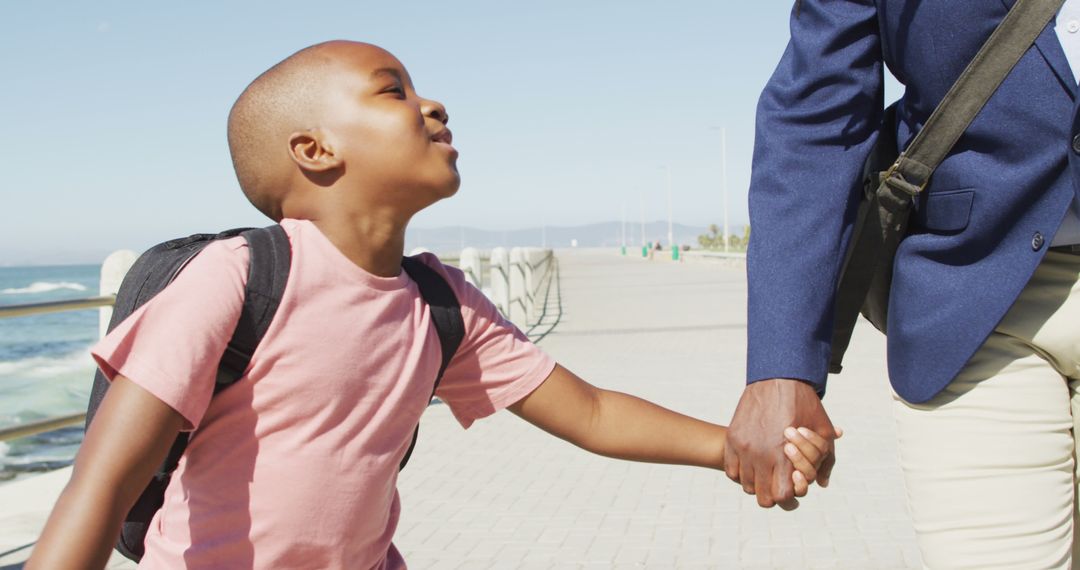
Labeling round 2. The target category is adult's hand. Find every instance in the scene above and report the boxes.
[724,378,838,510]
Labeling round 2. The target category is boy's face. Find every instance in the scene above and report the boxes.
[321,44,459,209]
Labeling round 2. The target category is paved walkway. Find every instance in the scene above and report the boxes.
[393,250,919,569]
[0,249,920,569]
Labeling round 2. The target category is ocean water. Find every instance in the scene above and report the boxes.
[0,264,100,483]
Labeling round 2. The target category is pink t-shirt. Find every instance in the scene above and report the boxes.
[92,219,555,569]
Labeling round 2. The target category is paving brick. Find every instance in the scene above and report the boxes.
[454,560,494,570]
[612,547,650,565]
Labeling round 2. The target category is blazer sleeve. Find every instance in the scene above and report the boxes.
[746,0,885,391]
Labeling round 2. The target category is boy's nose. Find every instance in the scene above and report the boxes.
[422,99,449,125]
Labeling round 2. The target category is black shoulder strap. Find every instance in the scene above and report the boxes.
[216,225,292,389]
[398,255,465,470]
[159,225,291,474]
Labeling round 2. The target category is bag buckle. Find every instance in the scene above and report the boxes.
[881,160,928,197]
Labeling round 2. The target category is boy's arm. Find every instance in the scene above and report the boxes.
[507,364,726,469]
[26,375,183,570]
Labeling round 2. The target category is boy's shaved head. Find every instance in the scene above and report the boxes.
[227,41,350,220]
[227,40,459,223]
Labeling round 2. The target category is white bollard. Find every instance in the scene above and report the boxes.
[99,250,139,338]
[534,249,555,321]
[509,248,528,326]
[489,247,511,317]
[522,248,539,321]
[523,248,551,321]
[459,247,482,288]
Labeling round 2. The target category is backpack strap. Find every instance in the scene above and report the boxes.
[217,225,293,389]
[157,225,291,476]
[398,256,465,470]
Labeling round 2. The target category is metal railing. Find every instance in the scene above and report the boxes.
[0,412,88,442]
[523,255,562,343]
[0,249,135,444]
[0,297,115,442]
[0,296,114,320]
[505,248,554,325]
[511,252,552,317]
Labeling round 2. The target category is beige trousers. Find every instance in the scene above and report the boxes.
[893,250,1080,570]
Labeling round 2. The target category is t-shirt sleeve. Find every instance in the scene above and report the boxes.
[423,255,556,429]
[91,238,249,431]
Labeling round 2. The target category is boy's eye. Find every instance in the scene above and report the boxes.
[382,85,406,98]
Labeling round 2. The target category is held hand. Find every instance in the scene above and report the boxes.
[724,378,838,510]
[785,425,844,497]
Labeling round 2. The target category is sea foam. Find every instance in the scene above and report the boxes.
[1,281,89,295]
[0,349,94,378]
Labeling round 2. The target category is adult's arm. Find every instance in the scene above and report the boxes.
[728,0,885,508]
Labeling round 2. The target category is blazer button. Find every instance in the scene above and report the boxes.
[1032,232,1046,251]
[1073,134,1080,154]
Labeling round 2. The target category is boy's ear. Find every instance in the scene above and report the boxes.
[287,129,342,172]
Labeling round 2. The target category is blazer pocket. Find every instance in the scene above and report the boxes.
[913,189,974,232]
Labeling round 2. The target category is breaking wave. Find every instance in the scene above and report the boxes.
[1,281,89,295]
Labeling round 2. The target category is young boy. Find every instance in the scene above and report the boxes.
[28,41,838,569]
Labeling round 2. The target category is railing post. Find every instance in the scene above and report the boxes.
[508,247,527,326]
[489,247,510,317]
[525,248,547,321]
[523,248,537,321]
[99,250,138,338]
[460,247,482,289]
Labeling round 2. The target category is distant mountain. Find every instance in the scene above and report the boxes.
[405,221,745,254]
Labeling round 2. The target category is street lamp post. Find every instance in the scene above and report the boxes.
[721,127,730,252]
[621,203,627,251]
[710,126,731,252]
[639,192,645,247]
[664,165,673,249]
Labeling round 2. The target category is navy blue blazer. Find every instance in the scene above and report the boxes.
[746,0,1079,403]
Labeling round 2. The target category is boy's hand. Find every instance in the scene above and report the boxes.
[783,425,844,497]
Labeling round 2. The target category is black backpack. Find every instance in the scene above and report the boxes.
[84,225,464,562]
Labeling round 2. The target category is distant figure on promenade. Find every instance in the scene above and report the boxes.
[725,1,1080,567]
[27,41,831,569]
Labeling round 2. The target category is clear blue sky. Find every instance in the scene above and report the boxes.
[2,1,890,265]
